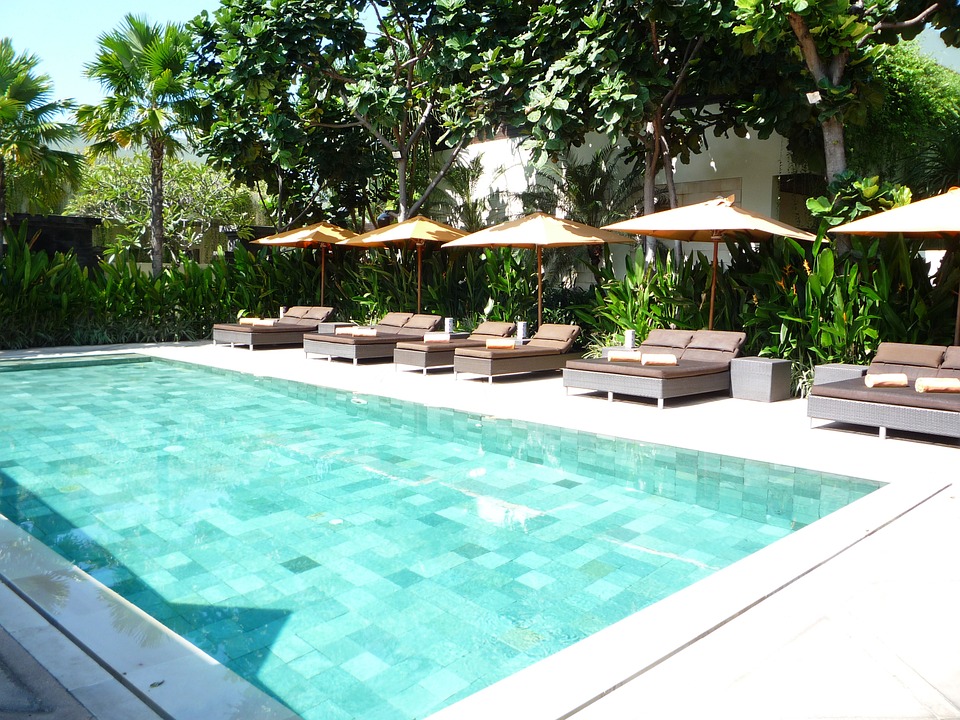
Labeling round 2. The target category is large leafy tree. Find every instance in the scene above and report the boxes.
[66,154,256,262]
[76,15,200,278]
[732,0,960,185]
[0,38,83,259]
[191,0,518,229]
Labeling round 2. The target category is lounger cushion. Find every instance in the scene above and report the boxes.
[566,358,728,379]
[379,312,414,328]
[302,306,334,320]
[644,329,694,349]
[527,324,580,351]
[307,332,402,346]
[810,376,960,411]
[470,320,515,338]
[680,331,745,362]
[869,342,946,380]
[404,314,444,330]
[396,337,488,353]
[938,347,960,378]
[456,345,563,360]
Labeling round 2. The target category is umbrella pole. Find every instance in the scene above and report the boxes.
[320,245,326,306]
[955,282,959,346]
[417,242,423,314]
[708,238,719,330]
[537,246,543,327]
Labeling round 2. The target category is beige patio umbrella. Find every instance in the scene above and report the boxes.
[252,221,357,305]
[604,196,817,329]
[833,187,960,344]
[442,212,633,326]
[339,215,466,313]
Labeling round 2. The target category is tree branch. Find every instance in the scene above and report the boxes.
[874,2,940,33]
[406,100,434,152]
[788,12,828,84]
[341,90,398,153]
[408,135,468,217]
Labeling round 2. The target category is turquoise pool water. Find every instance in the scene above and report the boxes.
[0,356,880,719]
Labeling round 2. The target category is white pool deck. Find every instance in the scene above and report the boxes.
[1,340,958,720]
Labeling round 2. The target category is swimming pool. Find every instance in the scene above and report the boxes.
[0,356,881,719]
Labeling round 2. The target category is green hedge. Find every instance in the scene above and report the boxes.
[2,227,957,397]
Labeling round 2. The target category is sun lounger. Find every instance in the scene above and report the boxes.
[393,321,517,374]
[562,329,746,408]
[212,306,334,350]
[303,312,443,364]
[808,342,960,439]
[453,324,581,383]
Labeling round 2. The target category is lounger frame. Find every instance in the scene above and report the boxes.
[303,336,403,364]
[213,327,318,351]
[807,395,960,440]
[454,352,581,383]
[562,366,731,409]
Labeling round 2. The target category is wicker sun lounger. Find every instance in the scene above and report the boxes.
[212,306,334,350]
[562,329,746,408]
[393,321,516,374]
[303,312,443,364]
[452,324,581,383]
[808,342,960,439]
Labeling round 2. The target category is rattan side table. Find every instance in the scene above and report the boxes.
[730,357,792,402]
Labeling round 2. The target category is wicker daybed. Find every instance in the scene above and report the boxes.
[212,306,334,350]
[303,312,443,364]
[808,342,960,439]
[393,321,516,374]
[452,324,581,382]
[562,329,746,408]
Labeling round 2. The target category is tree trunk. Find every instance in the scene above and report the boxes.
[149,140,165,278]
[0,157,6,264]
[397,153,408,221]
[643,142,658,264]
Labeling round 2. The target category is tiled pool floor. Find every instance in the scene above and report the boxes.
[0,341,958,720]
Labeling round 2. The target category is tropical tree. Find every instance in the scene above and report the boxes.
[66,154,256,262]
[0,38,83,260]
[732,0,960,185]
[76,15,199,277]
[190,0,524,229]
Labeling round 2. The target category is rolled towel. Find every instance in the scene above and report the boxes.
[915,377,960,393]
[864,373,908,388]
[607,350,644,362]
[423,332,451,343]
[335,325,357,335]
[350,327,377,337]
[641,353,678,366]
[485,337,516,349]
[238,317,265,325]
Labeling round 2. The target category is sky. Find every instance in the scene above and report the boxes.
[0,0,221,106]
[2,1,958,109]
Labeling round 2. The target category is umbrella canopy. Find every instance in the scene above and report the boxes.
[339,216,466,313]
[604,196,816,329]
[833,187,960,344]
[442,212,632,326]
[252,221,357,305]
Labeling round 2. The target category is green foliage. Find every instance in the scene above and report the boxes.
[805,172,911,235]
[0,38,83,238]
[77,14,201,277]
[66,155,256,262]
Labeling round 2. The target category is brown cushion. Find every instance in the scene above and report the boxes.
[303,306,334,320]
[644,329,694,349]
[456,344,563,360]
[528,324,580,351]
[402,314,443,330]
[810,376,960,411]
[283,306,311,319]
[470,320,515,338]
[940,347,960,370]
[566,357,728,379]
[379,312,414,328]
[872,342,946,368]
[688,331,746,353]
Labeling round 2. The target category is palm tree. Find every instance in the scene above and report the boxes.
[0,39,83,261]
[76,15,198,277]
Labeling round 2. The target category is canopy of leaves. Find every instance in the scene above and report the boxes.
[66,154,255,259]
[0,38,82,221]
